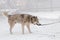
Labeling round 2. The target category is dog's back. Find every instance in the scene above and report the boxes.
[10,14,32,23]
[3,12,33,23]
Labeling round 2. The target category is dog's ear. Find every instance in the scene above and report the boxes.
[32,16,36,18]
[32,16,38,19]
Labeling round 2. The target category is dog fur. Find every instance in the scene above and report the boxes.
[3,12,40,34]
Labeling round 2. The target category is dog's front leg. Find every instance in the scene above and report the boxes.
[26,23,32,33]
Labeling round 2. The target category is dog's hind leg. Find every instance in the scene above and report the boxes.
[9,22,15,34]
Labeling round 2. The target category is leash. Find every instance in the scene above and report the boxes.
[38,21,60,26]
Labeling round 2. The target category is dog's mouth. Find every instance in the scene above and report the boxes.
[35,23,41,26]
[37,24,41,26]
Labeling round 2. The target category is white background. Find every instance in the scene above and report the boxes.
[0,0,60,11]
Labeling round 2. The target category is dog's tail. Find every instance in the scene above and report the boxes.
[3,12,9,17]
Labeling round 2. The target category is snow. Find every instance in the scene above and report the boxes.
[0,12,60,40]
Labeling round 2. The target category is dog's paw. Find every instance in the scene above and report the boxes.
[22,33,24,35]
[29,32,32,34]
[10,32,13,34]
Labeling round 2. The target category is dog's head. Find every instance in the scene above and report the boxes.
[31,16,41,26]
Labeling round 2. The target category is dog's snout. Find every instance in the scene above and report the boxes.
[36,23,41,26]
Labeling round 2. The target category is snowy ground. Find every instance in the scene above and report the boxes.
[0,11,60,40]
